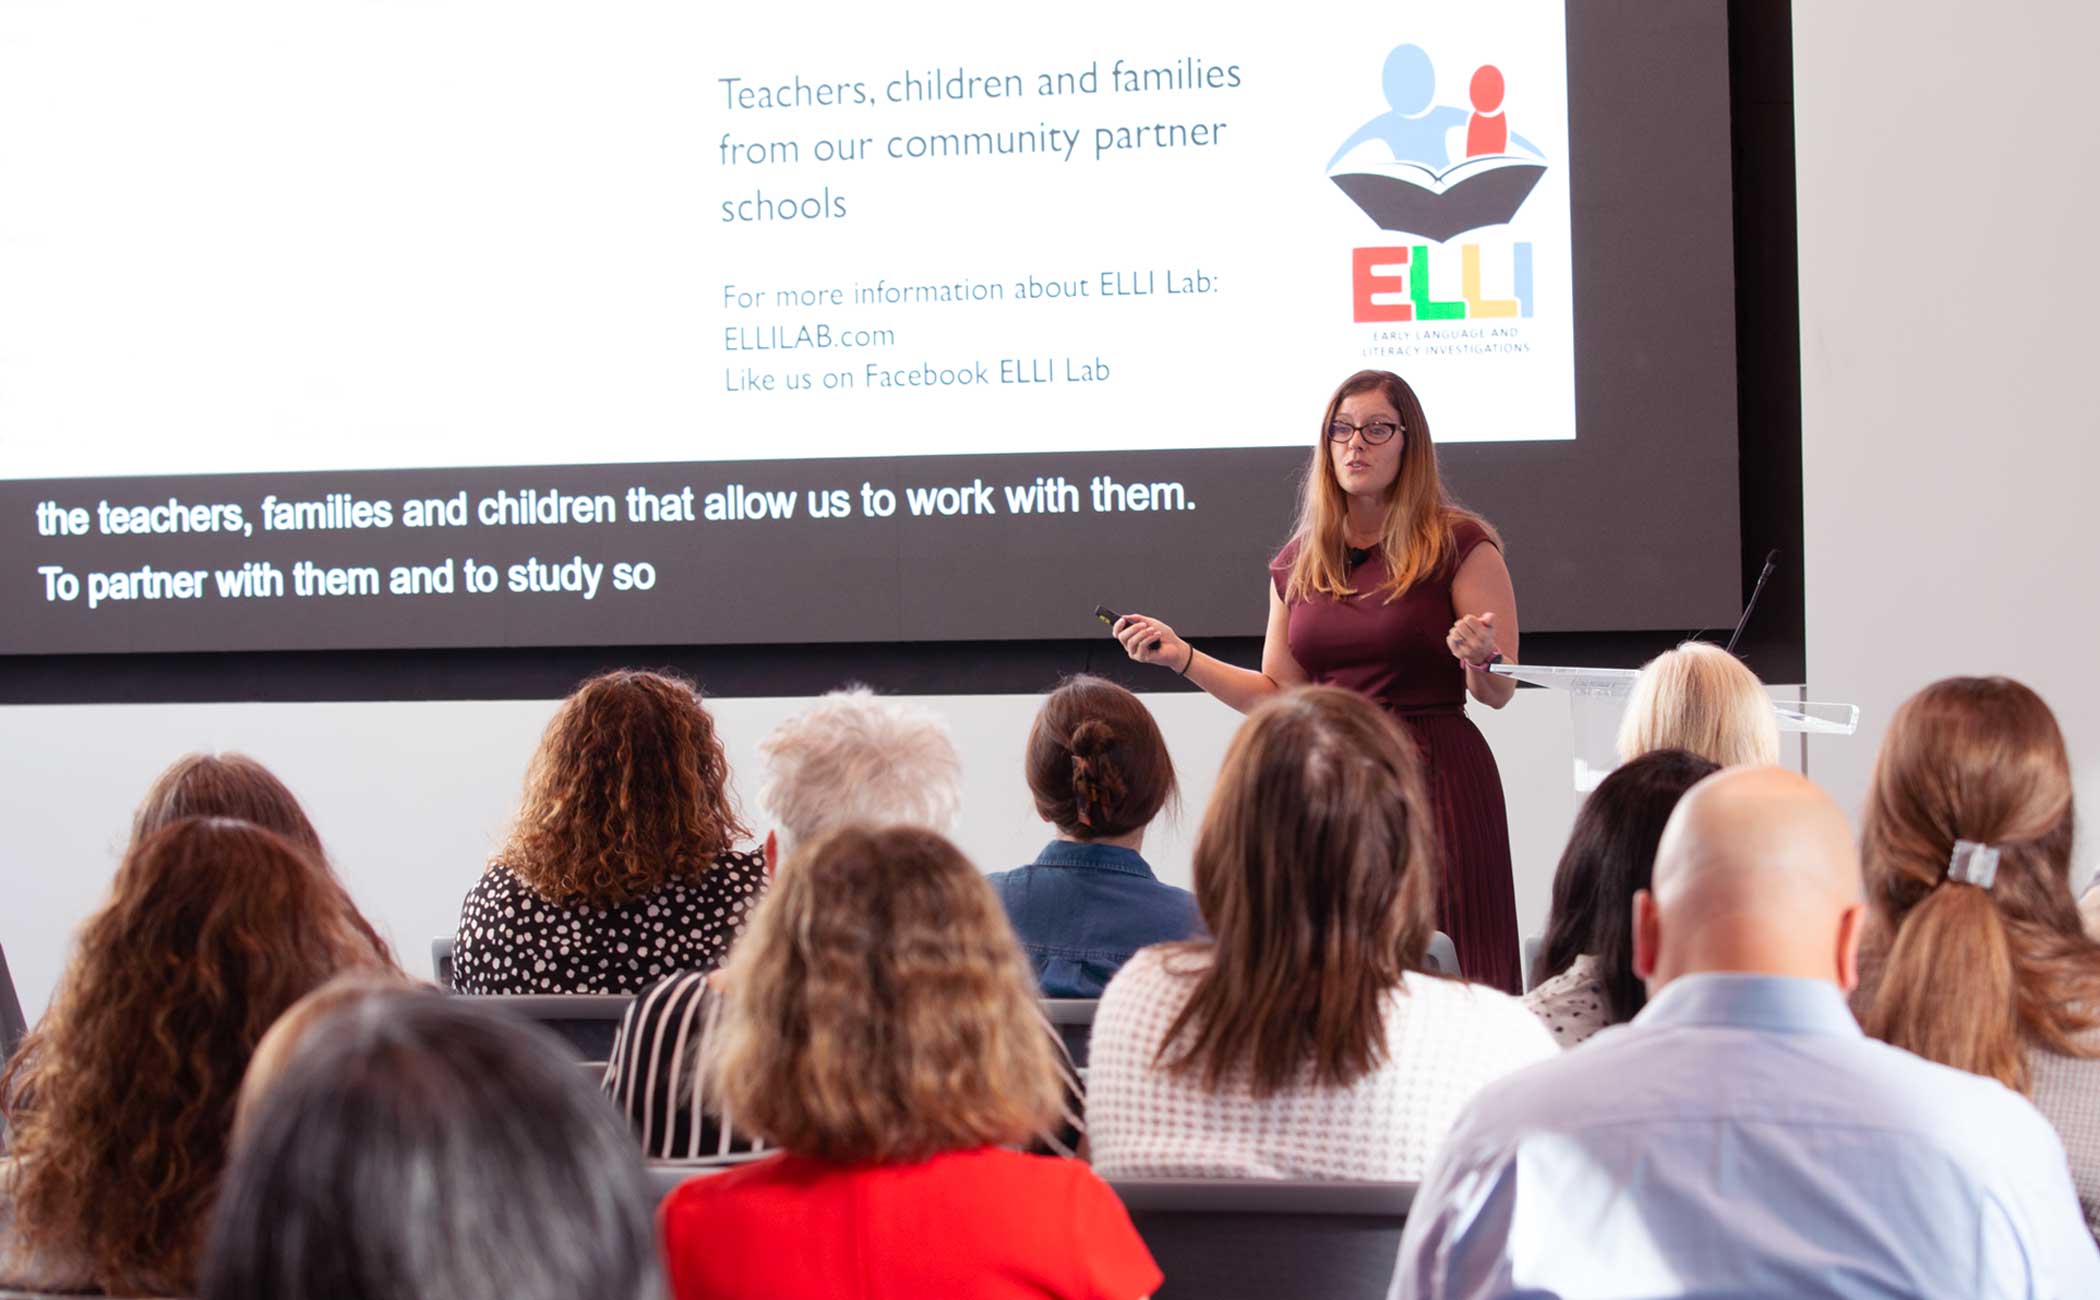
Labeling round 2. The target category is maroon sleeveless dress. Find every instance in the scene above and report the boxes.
[1270,522,1522,992]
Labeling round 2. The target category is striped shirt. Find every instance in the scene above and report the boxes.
[602,970,1087,1164]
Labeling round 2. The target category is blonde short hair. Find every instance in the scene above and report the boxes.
[706,825,1062,1163]
[757,687,961,852]
[1617,642,1781,767]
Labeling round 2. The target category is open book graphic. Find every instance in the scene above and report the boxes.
[1330,154,1546,242]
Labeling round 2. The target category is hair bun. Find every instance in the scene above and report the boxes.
[1068,718,1115,760]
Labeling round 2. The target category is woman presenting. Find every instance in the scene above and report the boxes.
[1114,369,1523,992]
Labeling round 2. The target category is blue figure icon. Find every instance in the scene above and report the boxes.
[1327,44,1472,171]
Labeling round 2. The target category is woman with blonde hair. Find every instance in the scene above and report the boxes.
[1111,370,1526,991]
[0,818,396,1295]
[1616,640,1780,768]
[659,825,1160,1300]
[1086,687,1555,1182]
[453,668,763,994]
[1855,676,2100,1234]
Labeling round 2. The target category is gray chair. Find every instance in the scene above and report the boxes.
[1424,930,1459,976]
[0,943,26,1065]
[431,935,455,989]
[1109,1177,1417,1300]
[1041,997,1098,1069]
[1521,933,1544,992]
[456,993,633,1065]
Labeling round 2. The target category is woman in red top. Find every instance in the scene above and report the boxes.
[1114,369,1523,991]
[659,824,1160,1300]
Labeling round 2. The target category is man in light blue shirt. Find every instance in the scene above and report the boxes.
[1392,767,2100,1300]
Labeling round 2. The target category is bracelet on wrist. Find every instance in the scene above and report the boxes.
[1178,643,1196,675]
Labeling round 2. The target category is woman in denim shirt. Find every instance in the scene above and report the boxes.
[987,676,1200,997]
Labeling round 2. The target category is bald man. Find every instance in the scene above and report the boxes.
[1390,768,2100,1300]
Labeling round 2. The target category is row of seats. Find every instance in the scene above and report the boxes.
[431,930,1467,1069]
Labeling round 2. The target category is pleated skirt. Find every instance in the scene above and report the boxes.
[1398,709,1522,994]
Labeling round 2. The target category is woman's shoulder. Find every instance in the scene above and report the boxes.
[1443,511,1499,561]
[1097,945,1203,1027]
[1398,971,1558,1048]
[0,1162,98,1293]
[654,846,767,905]
[1269,533,1313,597]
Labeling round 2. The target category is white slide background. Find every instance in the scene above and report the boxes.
[0,0,1574,480]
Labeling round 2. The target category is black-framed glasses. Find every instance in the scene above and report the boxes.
[1327,420,1402,445]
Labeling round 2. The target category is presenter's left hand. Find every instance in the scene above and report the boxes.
[1447,612,1499,668]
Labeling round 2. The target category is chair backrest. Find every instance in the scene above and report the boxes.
[1521,933,1544,992]
[1109,1177,1416,1300]
[1040,997,1098,1069]
[457,993,634,1064]
[1424,930,1459,976]
[0,943,26,1065]
[431,935,455,989]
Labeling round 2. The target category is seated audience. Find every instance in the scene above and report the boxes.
[987,675,1200,997]
[1086,686,1556,1181]
[453,668,764,994]
[0,818,396,1296]
[660,825,1160,1300]
[200,991,660,1300]
[605,686,990,1161]
[1854,676,2100,1236]
[1391,767,2100,1298]
[1525,749,1718,1045]
[1616,639,1780,767]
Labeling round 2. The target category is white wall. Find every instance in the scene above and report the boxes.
[1794,3,2100,871]
[0,687,1587,1018]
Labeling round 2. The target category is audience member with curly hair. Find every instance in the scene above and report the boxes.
[0,818,396,1295]
[452,668,763,994]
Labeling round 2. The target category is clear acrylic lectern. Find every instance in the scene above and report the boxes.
[1489,663,1860,790]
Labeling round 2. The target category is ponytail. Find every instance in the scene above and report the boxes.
[1067,720,1127,831]
[1863,879,2025,1090]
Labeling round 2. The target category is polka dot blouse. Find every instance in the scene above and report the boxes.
[1522,952,1615,1048]
[451,849,766,995]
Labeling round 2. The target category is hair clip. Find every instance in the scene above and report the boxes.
[1947,839,2001,890]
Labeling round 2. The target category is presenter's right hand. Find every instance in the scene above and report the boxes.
[1113,614,1187,669]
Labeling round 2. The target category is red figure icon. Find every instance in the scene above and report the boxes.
[1466,65,1508,157]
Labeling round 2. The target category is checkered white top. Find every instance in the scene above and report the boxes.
[2026,1032,2100,1238]
[1085,946,1557,1181]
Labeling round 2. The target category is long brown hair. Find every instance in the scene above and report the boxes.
[1860,677,2100,1091]
[1280,369,1498,604]
[0,818,396,1295]
[131,752,326,859]
[1157,686,1437,1096]
[1026,674,1178,839]
[500,669,748,906]
[709,825,1062,1162]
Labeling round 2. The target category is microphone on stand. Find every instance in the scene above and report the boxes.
[1724,551,1779,655]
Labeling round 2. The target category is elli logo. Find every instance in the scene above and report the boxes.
[1326,43,1544,325]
